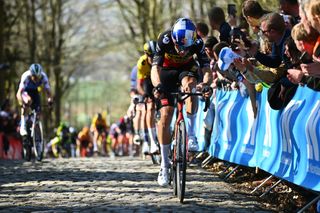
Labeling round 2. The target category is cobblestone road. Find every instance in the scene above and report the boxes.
[0,157,273,212]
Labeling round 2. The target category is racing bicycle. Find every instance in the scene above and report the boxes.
[170,89,210,203]
[23,108,45,161]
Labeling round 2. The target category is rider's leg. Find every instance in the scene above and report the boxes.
[181,76,199,151]
[49,137,61,158]
[181,76,198,136]
[146,100,159,153]
[140,104,150,154]
[19,92,32,136]
[93,131,99,153]
[158,106,174,169]
[133,106,142,146]
[157,105,174,186]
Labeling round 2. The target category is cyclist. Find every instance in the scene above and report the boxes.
[45,121,70,158]
[76,126,93,157]
[90,113,108,155]
[151,18,212,186]
[16,63,53,137]
[136,40,160,155]
[127,65,148,153]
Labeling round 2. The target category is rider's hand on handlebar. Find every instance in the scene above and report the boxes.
[197,83,213,98]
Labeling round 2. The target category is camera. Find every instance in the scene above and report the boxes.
[229,27,252,50]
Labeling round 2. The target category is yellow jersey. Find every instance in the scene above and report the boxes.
[91,116,107,129]
[137,55,151,80]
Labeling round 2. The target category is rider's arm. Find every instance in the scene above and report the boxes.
[202,66,213,86]
[137,56,147,96]
[151,65,161,87]
[151,36,165,88]
[16,87,24,106]
[16,71,29,105]
[136,79,145,96]
[41,72,53,101]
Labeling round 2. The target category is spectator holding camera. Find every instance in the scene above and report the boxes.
[248,12,292,69]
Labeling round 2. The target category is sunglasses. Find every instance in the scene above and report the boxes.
[175,44,191,52]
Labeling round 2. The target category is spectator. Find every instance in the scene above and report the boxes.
[242,0,269,33]
[299,0,313,34]
[287,23,320,89]
[306,0,320,33]
[208,6,231,43]
[279,0,301,25]
[196,22,209,41]
[248,12,291,69]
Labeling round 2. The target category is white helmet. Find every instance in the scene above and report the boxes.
[29,63,43,78]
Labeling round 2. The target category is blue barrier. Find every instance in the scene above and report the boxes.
[194,86,320,192]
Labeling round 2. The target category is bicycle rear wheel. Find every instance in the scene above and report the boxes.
[32,121,44,161]
[23,137,32,161]
[176,120,187,203]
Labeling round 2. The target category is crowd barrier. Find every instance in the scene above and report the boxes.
[0,132,23,160]
[193,86,320,193]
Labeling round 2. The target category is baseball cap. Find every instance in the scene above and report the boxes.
[217,47,241,71]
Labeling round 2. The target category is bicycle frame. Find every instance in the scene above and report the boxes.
[172,92,203,160]
[171,90,210,203]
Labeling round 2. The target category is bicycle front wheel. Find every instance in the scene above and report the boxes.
[176,120,187,203]
[32,121,44,161]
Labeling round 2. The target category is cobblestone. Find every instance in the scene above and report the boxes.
[0,157,274,212]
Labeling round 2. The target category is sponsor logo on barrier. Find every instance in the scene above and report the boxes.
[306,101,320,161]
[281,100,303,153]
[241,146,254,155]
[264,103,272,147]
[309,163,320,176]
[243,100,256,145]
[281,155,292,166]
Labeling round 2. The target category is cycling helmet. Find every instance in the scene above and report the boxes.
[143,40,157,56]
[172,18,197,49]
[29,63,43,78]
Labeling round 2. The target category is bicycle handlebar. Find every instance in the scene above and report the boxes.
[170,91,210,112]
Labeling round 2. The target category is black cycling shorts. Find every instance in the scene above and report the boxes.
[158,62,199,109]
[143,77,154,100]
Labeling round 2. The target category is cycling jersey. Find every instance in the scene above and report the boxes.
[91,116,107,131]
[137,55,152,80]
[153,30,210,69]
[18,70,50,92]
[130,66,138,91]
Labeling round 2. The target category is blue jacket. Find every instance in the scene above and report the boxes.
[255,29,291,68]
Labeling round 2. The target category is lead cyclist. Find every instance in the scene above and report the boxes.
[151,18,213,187]
[16,63,53,137]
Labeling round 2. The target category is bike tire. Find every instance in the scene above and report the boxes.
[32,121,44,161]
[176,120,186,203]
[23,138,32,161]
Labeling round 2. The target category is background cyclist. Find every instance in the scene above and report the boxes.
[90,112,108,156]
[136,40,160,155]
[151,18,212,186]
